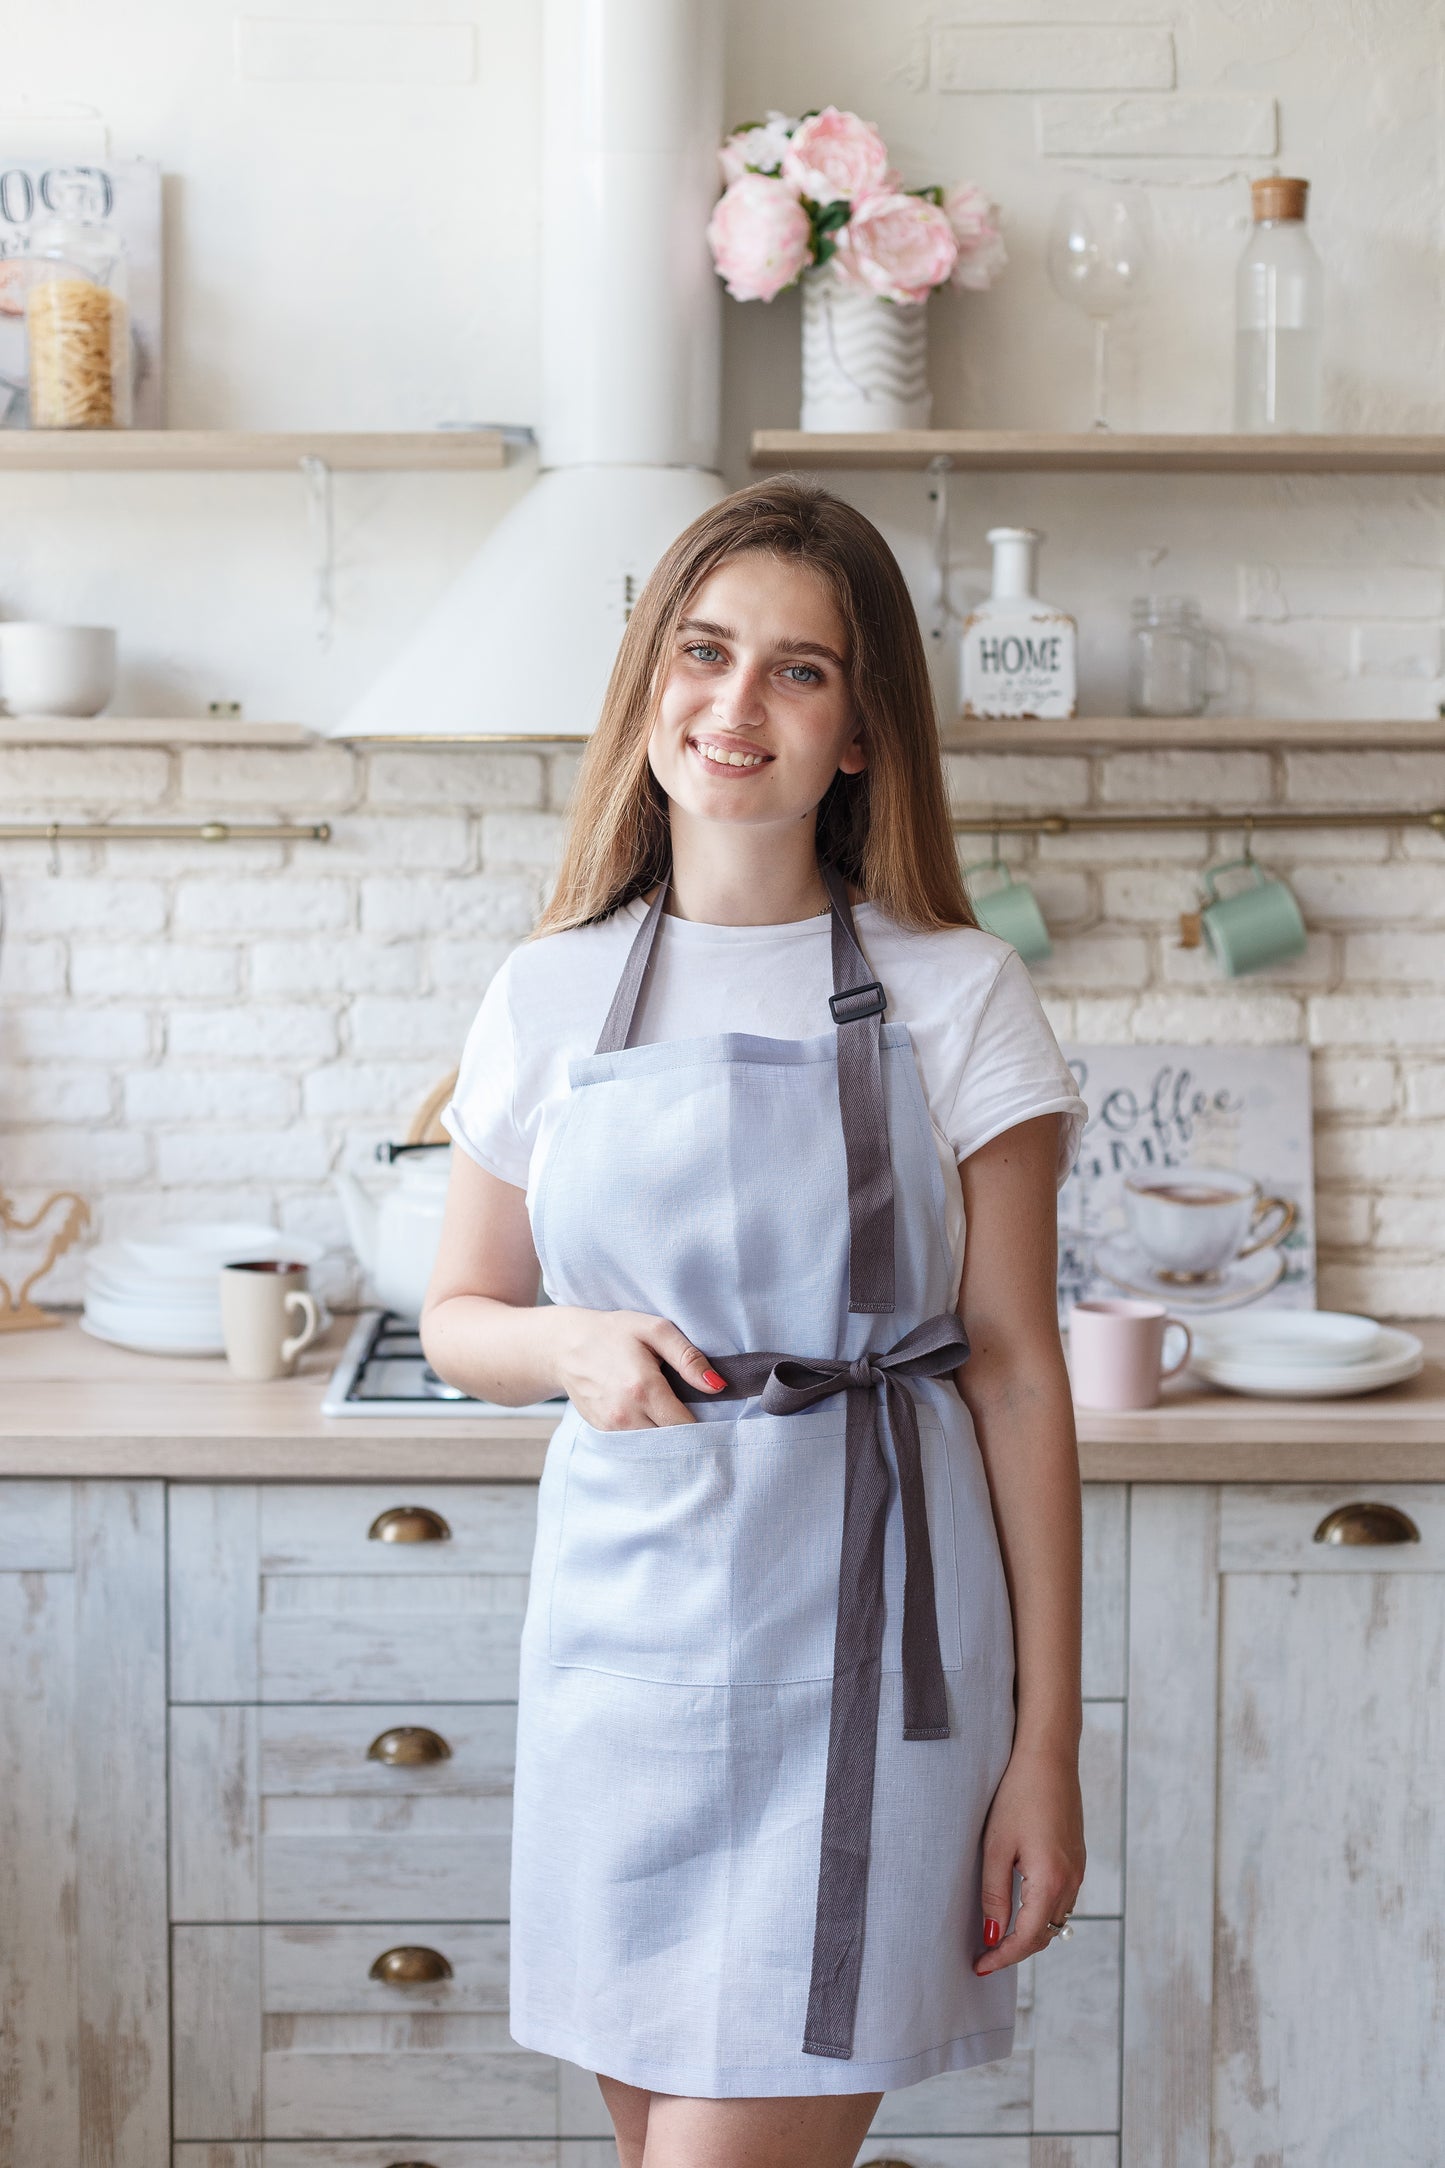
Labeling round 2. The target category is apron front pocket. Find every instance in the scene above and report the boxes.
[547,1410,849,1686]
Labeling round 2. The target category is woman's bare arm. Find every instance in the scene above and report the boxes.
[954,1112,1086,1975]
[419,1147,727,1426]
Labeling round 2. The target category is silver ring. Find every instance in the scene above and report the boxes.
[1046,1916,1074,1939]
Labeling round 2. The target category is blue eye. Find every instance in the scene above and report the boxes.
[685,642,724,664]
[783,663,822,683]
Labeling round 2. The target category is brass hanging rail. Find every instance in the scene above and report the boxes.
[953,807,1445,836]
[0,819,332,843]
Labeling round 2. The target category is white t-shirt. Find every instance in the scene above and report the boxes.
[442,896,1087,1309]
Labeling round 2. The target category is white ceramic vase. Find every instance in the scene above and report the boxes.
[799,272,933,432]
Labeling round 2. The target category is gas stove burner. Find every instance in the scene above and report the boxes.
[321,1310,569,1420]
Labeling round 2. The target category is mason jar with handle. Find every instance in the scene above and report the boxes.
[1128,595,1228,717]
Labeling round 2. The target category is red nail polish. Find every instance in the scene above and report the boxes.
[701,1368,726,1390]
[984,1917,1002,1947]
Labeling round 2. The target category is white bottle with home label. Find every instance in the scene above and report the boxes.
[961,528,1077,719]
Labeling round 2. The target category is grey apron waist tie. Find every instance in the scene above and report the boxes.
[666,1307,970,2060]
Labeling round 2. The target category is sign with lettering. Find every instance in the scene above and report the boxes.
[1058,1043,1315,1319]
[960,607,1076,718]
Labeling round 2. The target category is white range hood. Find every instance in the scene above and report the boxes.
[334,0,724,742]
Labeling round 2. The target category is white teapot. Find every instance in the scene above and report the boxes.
[334,1142,451,1322]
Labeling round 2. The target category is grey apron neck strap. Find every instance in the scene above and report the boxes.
[594,877,670,1057]
[819,860,896,1315]
[593,863,896,1317]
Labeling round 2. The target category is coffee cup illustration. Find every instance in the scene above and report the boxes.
[1122,1166,1295,1284]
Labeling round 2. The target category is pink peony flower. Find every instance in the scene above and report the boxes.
[782,106,890,205]
[832,190,959,304]
[943,182,1008,291]
[719,111,798,184]
[706,173,813,302]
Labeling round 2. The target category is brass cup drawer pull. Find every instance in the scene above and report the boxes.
[367,1724,453,1765]
[1313,1501,1422,1547]
[369,1944,454,1985]
[368,1504,452,1543]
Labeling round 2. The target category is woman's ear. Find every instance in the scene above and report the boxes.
[838,718,868,775]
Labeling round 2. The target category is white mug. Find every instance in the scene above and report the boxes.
[219,1260,321,1381]
[1123,1166,1295,1283]
[0,622,117,717]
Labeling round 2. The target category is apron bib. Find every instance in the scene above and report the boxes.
[509,864,1019,2096]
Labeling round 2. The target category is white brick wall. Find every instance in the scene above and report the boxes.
[1,738,1442,1318]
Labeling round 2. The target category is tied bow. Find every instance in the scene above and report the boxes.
[672,1311,971,1745]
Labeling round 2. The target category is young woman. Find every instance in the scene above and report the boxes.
[421,479,1088,2168]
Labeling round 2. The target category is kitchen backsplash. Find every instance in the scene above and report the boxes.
[1,735,1441,1317]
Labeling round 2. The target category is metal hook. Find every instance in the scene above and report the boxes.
[299,453,336,650]
[47,820,60,878]
[926,453,954,649]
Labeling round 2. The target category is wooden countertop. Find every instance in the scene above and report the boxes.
[2,1316,1443,1483]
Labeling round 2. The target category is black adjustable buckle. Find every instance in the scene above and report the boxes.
[829,979,886,1024]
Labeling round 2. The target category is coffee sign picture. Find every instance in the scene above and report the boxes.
[1057,1045,1315,1321]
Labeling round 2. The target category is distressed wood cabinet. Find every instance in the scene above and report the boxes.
[5,1471,1438,2168]
[1123,1482,1445,2168]
[0,1480,169,2168]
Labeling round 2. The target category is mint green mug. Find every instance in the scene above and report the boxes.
[964,859,1053,965]
[1200,857,1307,977]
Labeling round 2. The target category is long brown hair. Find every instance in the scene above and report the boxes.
[532,477,974,936]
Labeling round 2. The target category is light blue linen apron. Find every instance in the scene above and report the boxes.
[509,863,1019,2097]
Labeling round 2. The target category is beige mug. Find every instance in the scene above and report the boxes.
[1069,1297,1193,1412]
[219,1260,320,1381]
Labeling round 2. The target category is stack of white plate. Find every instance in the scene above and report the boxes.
[82,1222,326,1357]
[1188,1311,1424,1399]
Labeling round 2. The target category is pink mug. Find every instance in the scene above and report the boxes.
[1068,1297,1193,1411]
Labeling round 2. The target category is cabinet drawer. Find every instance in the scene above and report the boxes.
[171,1705,515,1922]
[1219,1483,1445,1571]
[170,1486,536,1702]
[174,1924,557,2142]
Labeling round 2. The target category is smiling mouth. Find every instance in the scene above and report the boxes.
[688,735,774,772]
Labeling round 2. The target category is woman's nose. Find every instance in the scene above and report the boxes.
[710,667,768,729]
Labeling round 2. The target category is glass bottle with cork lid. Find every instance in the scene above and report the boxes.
[960,527,1077,720]
[24,171,132,429]
[1233,175,1322,433]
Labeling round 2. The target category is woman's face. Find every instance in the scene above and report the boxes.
[648,552,866,831]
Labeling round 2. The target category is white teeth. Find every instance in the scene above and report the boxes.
[694,738,768,769]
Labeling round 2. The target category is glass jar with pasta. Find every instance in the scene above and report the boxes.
[25,177,132,430]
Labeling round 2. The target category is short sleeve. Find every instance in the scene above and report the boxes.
[944,950,1086,1188]
[439,961,530,1187]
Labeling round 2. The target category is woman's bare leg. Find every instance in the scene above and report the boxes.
[642,2090,884,2168]
[596,2071,653,2168]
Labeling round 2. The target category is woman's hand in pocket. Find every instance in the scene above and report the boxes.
[551,1308,728,1430]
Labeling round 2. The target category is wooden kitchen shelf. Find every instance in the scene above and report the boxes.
[941,715,1445,752]
[0,716,317,746]
[0,430,508,471]
[752,430,1445,474]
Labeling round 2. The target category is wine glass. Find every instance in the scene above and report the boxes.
[1046,186,1152,430]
